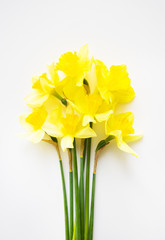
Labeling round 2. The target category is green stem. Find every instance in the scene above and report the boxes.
[73,139,86,240]
[68,149,73,240]
[88,173,96,240]
[72,222,76,240]
[72,139,81,240]
[59,160,70,240]
[85,123,92,240]
[70,171,73,240]
[80,155,84,238]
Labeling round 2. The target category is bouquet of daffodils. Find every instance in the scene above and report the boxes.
[20,45,142,240]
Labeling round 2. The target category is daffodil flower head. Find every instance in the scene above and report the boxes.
[95,60,135,104]
[25,72,57,108]
[43,105,96,151]
[56,44,93,87]
[25,68,67,108]
[32,73,57,93]
[19,107,49,143]
[105,112,142,157]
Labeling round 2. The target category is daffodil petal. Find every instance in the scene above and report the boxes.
[105,112,135,136]
[67,100,80,113]
[95,110,113,122]
[76,78,85,87]
[42,122,63,138]
[42,133,51,141]
[75,127,96,138]
[47,62,60,85]
[113,87,135,103]
[78,44,89,63]
[40,77,55,93]
[116,139,139,157]
[109,130,138,157]
[82,115,96,126]
[19,114,33,131]
[123,134,143,143]
[32,76,41,89]
[25,91,49,108]
[43,95,61,113]
[57,70,66,82]
[66,104,74,115]
[28,129,45,143]
[85,63,97,94]
[61,136,74,151]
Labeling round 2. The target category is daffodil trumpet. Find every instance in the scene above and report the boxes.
[20,44,142,240]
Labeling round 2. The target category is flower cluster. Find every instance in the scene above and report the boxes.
[20,44,141,156]
[20,45,142,240]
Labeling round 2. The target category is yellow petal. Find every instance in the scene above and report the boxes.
[25,108,48,131]
[116,138,139,158]
[95,59,109,92]
[96,62,135,104]
[28,129,45,143]
[75,127,96,138]
[61,135,74,151]
[57,70,66,82]
[106,112,135,136]
[40,76,55,94]
[113,86,135,103]
[82,115,96,126]
[32,76,41,89]
[109,130,139,157]
[123,134,143,143]
[95,110,113,122]
[56,52,79,78]
[19,114,33,131]
[42,133,52,141]
[78,44,89,64]
[85,63,97,94]
[47,62,60,85]
[42,122,63,138]
[66,104,74,115]
[25,91,49,108]
[109,65,131,91]
[76,76,86,87]
[46,108,63,125]
[43,95,61,113]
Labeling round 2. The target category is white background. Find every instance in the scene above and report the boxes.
[0,0,165,239]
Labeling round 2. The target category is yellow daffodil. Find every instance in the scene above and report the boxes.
[56,44,93,87]
[19,107,49,143]
[25,67,66,108]
[95,60,135,104]
[105,112,142,157]
[42,106,96,151]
